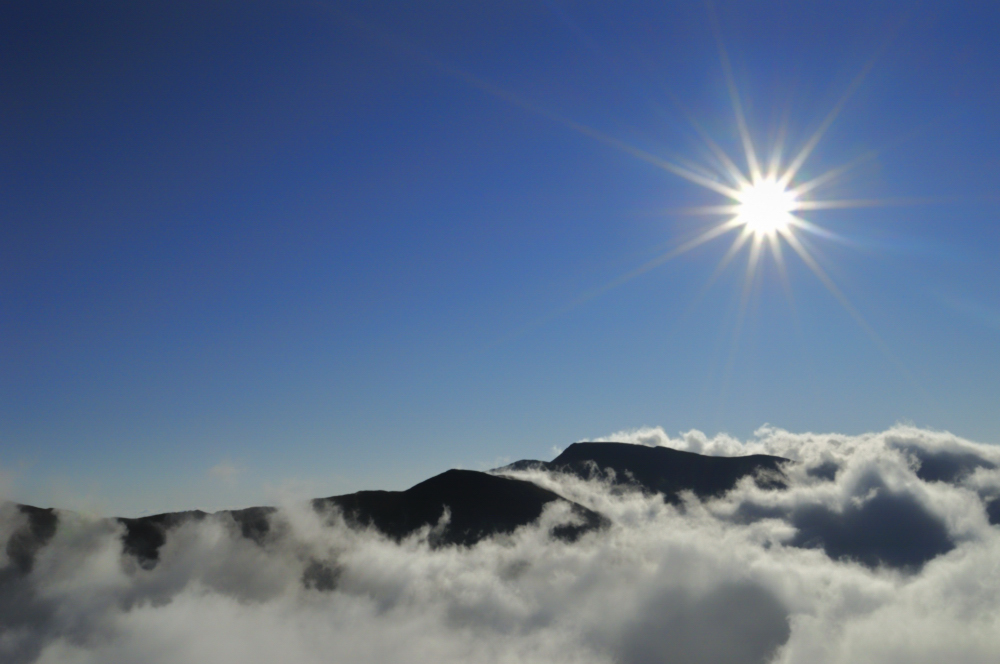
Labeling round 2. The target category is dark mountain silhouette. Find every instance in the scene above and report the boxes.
[4,444,788,571]
[317,469,606,546]
[498,442,788,502]
[23,442,984,576]
[78,469,607,569]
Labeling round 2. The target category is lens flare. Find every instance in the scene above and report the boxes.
[458,18,918,368]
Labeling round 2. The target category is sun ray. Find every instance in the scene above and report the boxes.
[659,85,755,190]
[717,233,764,409]
[355,14,750,201]
[766,111,790,180]
[676,106,753,189]
[768,231,789,286]
[727,235,765,378]
[580,217,745,298]
[792,114,937,197]
[791,149,879,196]
[668,226,757,335]
[657,204,743,217]
[703,226,755,292]
[560,118,742,198]
[777,227,886,349]
[673,152,731,184]
[769,230,800,335]
[699,128,754,190]
[781,224,929,398]
[778,56,878,188]
[430,57,745,200]
[709,4,762,182]
[511,217,747,339]
[786,215,851,243]
[793,197,946,211]
[741,235,764,311]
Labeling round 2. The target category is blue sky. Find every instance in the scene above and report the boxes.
[2,0,998,515]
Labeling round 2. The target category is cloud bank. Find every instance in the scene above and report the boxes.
[3,425,1000,664]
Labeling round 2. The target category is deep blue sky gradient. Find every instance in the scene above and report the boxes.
[3,1,999,515]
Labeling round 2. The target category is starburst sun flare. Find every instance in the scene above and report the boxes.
[460,31,909,356]
[521,42,914,364]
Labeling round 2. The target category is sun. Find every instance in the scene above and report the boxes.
[537,49,894,345]
[735,178,797,238]
[466,22,902,352]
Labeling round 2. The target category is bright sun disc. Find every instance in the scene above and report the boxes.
[736,178,796,237]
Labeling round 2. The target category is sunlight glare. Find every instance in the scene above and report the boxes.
[735,178,797,237]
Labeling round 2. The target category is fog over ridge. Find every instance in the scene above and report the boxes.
[3,425,1000,663]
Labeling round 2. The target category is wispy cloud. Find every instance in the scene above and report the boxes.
[208,461,245,487]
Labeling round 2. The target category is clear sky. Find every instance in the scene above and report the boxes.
[3,0,999,516]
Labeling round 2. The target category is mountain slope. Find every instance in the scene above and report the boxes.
[107,468,606,567]
[317,468,605,546]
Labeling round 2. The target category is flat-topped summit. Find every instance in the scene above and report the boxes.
[499,441,788,501]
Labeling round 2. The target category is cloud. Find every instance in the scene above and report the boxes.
[787,489,954,568]
[209,461,244,486]
[2,425,1000,663]
[618,583,790,664]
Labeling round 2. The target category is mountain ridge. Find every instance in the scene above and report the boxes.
[5,442,788,571]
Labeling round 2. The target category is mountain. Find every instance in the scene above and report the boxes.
[498,441,788,502]
[118,506,276,568]
[317,468,606,547]
[111,468,609,567]
[6,443,787,571]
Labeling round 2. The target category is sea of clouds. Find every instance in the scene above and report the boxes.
[3,425,1000,664]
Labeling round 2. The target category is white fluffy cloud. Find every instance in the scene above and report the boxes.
[2,425,1000,663]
